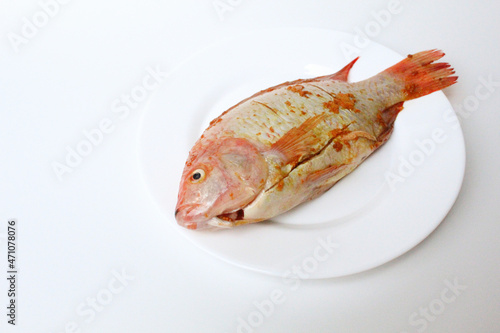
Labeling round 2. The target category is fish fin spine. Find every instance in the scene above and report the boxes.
[327,57,359,82]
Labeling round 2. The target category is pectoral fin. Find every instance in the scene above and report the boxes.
[270,114,328,165]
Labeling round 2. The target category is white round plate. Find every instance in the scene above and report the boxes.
[138,28,465,278]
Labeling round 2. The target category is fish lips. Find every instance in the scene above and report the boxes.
[175,204,240,230]
[175,204,205,228]
[175,204,221,230]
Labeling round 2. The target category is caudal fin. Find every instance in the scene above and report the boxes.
[383,49,458,101]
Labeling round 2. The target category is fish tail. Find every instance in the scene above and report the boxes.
[383,49,458,101]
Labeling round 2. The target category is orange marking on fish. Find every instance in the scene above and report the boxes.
[323,92,358,114]
[329,123,352,139]
[277,179,285,191]
[207,117,223,130]
[376,113,386,126]
[323,100,340,114]
[332,141,343,152]
[219,215,233,222]
[186,223,197,230]
[287,84,312,97]
[185,151,199,167]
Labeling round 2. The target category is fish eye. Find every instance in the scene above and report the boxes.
[190,169,206,183]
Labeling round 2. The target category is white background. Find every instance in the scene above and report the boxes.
[1,0,499,332]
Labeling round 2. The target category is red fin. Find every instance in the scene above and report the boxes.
[326,57,359,82]
[380,101,405,125]
[375,102,405,142]
[270,114,326,165]
[383,50,458,100]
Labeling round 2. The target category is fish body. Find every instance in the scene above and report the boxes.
[175,50,457,230]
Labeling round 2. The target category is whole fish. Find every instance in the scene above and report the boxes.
[175,50,457,230]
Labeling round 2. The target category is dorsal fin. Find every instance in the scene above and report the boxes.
[326,57,359,82]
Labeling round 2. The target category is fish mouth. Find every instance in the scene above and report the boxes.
[217,209,245,222]
[176,216,218,230]
[175,198,245,230]
[175,204,243,230]
[207,217,236,228]
[174,204,208,229]
[180,217,234,230]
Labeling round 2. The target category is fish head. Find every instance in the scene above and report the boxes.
[175,137,268,230]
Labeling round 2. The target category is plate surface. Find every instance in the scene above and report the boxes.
[138,28,465,278]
